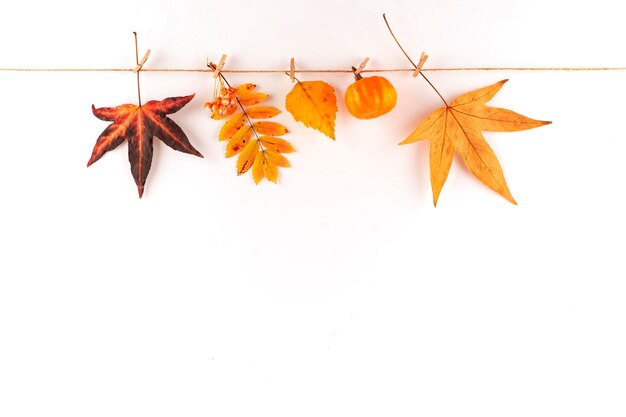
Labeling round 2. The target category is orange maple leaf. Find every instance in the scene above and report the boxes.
[401,80,551,206]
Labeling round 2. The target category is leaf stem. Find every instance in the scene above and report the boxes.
[382,14,448,107]
[133,32,142,106]
[284,72,301,84]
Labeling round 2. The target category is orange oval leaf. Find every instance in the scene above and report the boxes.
[253,121,288,136]
[238,92,269,106]
[246,106,281,119]
[235,83,256,95]
[252,152,265,184]
[237,139,259,175]
[263,157,279,183]
[259,136,295,153]
[264,151,290,168]
[219,112,245,141]
[226,126,252,158]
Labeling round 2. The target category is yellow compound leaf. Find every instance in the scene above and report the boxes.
[285,80,337,139]
[212,81,294,183]
[263,157,279,183]
[219,112,245,141]
[225,126,252,158]
[400,80,551,206]
[259,136,295,153]
[253,121,288,136]
[237,139,259,175]
[252,152,265,184]
[246,106,281,119]
[235,84,256,95]
[238,92,269,106]
[265,151,290,168]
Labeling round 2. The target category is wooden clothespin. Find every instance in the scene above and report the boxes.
[289,58,295,82]
[412,52,428,77]
[133,49,151,72]
[212,54,227,78]
[354,57,370,76]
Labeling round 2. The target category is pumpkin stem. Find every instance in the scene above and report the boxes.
[351,66,363,81]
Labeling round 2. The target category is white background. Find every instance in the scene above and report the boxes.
[1,0,625,416]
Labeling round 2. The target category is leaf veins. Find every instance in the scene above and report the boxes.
[285,80,337,139]
[401,80,551,206]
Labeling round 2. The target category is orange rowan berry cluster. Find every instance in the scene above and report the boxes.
[204,87,238,119]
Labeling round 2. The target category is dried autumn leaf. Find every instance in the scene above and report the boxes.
[246,106,281,119]
[237,139,259,175]
[285,80,337,139]
[238,92,269,106]
[265,151,290,168]
[235,83,256,94]
[211,83,294,184]
[252,152,265,184]
[401,80,550,206]
[263,157,279,183]
[89,94,202,198]
[259,136,295,153]
[250,150,289,184]
[225,126,253,157]
[219,112,245,141]
[253,121,288,136]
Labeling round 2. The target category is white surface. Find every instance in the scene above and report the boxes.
[1,1,625,416]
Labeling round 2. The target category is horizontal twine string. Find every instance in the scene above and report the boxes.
[1,67,626,73]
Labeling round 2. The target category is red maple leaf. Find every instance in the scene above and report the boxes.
[88,94,202,197]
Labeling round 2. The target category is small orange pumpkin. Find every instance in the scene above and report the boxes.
[344,68,397,119]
